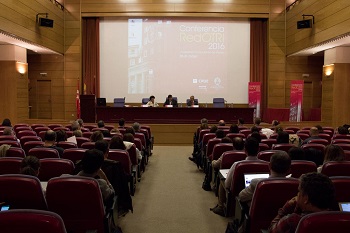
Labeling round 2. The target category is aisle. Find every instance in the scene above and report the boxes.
[119,146,230,233]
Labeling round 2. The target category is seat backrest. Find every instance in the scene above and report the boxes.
[258,143,270,152]
[108,149,132,174]
[135,132,146,147]
[30,124,46,130]
[57,141,77,150]
[84,125,97,131]
[0,157,22,174]
[239,129,251,138]
[330,176,350,203]
[213,98,225,108]
[211,143,234,161]
[142,98,149,104]
[19,135,42,148]
[0,174,47,210]
[290,160,317,178]
[206,138,222,157]
[272,143,297,153]
[23,141,44,155]
[297,129,310,135]
[318,133,332,143]
[0,135,17,141]
[6,147,26,158]
[198,129,212,143]
[296,133,310,141]
[62,148,87,164]
[0,209,67,233]
[48,124,63,130]
[0,140,21,148]
[257,150,282,162]
[81,141,96,149]
[295,211,350,233]
[53,127,70,132]
[141,125,152,139]
[321,161,350,176]
[333,134,350,140]
[13,123,29,130]
[285,127,300,134]
[38,158,75,181]
[28,147,60,159]
[261,139,277,149]
[33,127,50,135]
[323,127,335,135]
[226,133,245,141]
[82,131,93,139]
[113,97,125,107]
[127,144,138,165]
[308,139,329,146]
[133,138,143,151]
[46,176,106,233]
[220,151,246,169]
[334,143,350,151]
[249,178,299,233]
[344,150,350,161]
[14,126,32,134]
[332,139,350,144]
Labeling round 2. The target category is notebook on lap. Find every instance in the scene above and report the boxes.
[339,202,350,212]
[244,173,269,188]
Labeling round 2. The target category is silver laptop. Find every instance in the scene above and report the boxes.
[244,173,269,188]
[339,202,350,212]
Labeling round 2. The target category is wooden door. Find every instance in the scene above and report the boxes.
[36,80,52,119]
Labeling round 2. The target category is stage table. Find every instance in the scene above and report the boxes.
[96,106,255,124]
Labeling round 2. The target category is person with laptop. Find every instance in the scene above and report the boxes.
[269,172,335,233]
[210,137,260,216]
[239,151,291,206]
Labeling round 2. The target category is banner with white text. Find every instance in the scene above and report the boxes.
[248,82,261,119]
[289,80,304,122]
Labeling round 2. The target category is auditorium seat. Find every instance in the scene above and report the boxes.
[81,142,96,149]
[321,161,350,176]
[0,140,21,148]
[239,129,251,138]
[258,143,270,152]
[332,139,350,144]
[76,137,90,148]
[290,160,317,178]
[48,124,63,130]
[0,157,22,175]
[46,176,113,233]
[28,148,60,159]
[113,97,125,107]
[257,150,281,162]
[38,158,75,181]
[6,147,26,158]
[23,141,44,155]
[284,127,300,134]
[13,123,29,130]
[198,129,211,144]
[334,143,350,151]
[209,143,233,161]
[322,127,335,135]
[33,127,50,135]
[261,139,277,149]
[82,131,93,138]
[0,209,67,233]
[244,178,299,233]
[295,211,350,233]
[333,134,350,140]
[52,127,70,132]
[297,130,310,135]
[0,135,17,141]
[226,133,245,141]
[272,144,297,153]
[19,135,42,148]
[14,126,32,134]
[57,141,78,150]
[330,176,350,204]
[62,148,87,164]
[318,133,332,144]
[308,139,329,146]
[30,124,46,130]
[220,151,246,169]
[16,130,37,139]
[296,133,310,141]
[0,174,47,210]
[213,98,225,108]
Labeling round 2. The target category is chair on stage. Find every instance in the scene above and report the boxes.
[142,98,149,105]
[295,211,350,233]
[113,97,125,107]
[0,209,67,233]
[213,98,225,108]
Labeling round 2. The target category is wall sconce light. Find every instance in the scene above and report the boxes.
[16,62,27,75]
[323,64,334,77]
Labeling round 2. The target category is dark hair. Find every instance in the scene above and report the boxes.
[215,129,225,139]
[254,117,261,125]
[299,173,335,209]
[125,127,135,135]
[118,118,125,127]
[95,140,109,155]
[90,131,104,142]
[251,126,260,133]
[221,137,232,143]
[56,130,67,142]
[338,126,348,135]
[97,120,105,128]
[77,119,84,127]
[123,133,134,143]
[229,124,239,133]
[245,137,259,156]
[249,132,261,143]
[233,137,244,150]
[20,156,40,177]
[200,118,208,124]
[277,131,289,144]
[132,122,140,132]
[272,120,279,127]
[149,95,155,100]
[82,149,104,174]
[167,94,172,98]
[1,118,11,127]
[304,148,324,166]
[275,125,284,133]
[44,130,56,142]
[315,125,323,133]
[323,144,345,163]
[288,147,305,160]
[270,151,291,174]
[238,118,244,125]
[210,125,218,133]
[109,136,126,150]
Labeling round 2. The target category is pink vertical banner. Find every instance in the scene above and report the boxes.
[289,80,304,122]
[248,82,261,119]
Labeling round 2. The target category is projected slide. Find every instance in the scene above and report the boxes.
[100,18,250,104]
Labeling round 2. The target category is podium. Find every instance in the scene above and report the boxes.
[80,95,96,123]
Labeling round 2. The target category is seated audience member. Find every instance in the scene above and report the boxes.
[317,144,345,173]
[118,118,126,128]
[90,131,104,142]
[254,117,261,127]
[187,95,198,106]
[212,137,243,169]
[77,118,84,128]
[73,129,82,137]
[132,122,150,148]
[110,128,120,134]
[210,138,260,216]
[288,147,305,160]
[239,151,291,206]
[201,118,208,124]
[229,123,239,134]
[77,149,115,205]
[315,124,323,133]
[3,127,14,136]
[42,130,64,157]
[251,126,260,133]
[163,94,178,107]
[97,120,105,128]
[249,131,262,143]
[237,118,245,126]
[109,136,126,150]
[146,95,159,107]
[272,120,280,128]
[221,137,232,144]
[301,127,320,145]
[215,129,225,139]
[337,126,348,135]
[56,130,67,142]
[0,144,10,157]
[218,120,226,126]
[71,121,80,131]
[123,133,142,161]
[20,156,40,177]
[304,148,324,167]
[1,118,12,127]
[269,172,335,233]
[210,125,218,133]
[95,140,133,214]
[276,131,290,144]
[274,125,284,133]
[96,120,110,137]
[125,127,135,135]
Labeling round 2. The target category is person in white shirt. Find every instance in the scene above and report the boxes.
[146,95,159,107]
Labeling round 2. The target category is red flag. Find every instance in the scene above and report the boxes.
[76,80,80,118]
